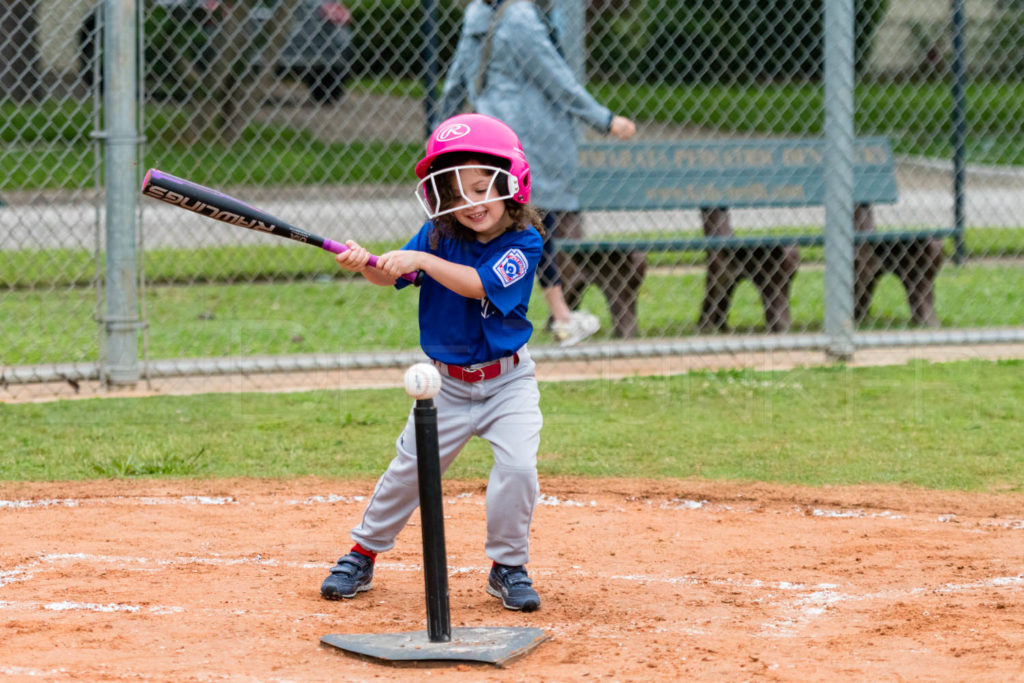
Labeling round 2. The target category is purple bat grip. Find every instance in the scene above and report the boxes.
[322,239,420,284]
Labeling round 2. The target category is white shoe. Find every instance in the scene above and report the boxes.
[551,311,600,347]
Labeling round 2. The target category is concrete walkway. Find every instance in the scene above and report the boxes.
[2,170,1020,252]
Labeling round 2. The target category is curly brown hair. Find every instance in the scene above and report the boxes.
[424,152,544,250]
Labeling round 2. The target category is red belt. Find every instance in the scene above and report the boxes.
[435,353,519,383]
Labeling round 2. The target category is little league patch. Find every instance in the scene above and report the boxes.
[493,249,529,287]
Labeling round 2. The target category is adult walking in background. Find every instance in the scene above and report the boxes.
[438,0,636,346]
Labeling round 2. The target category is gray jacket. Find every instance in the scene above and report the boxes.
[438,0,613,211]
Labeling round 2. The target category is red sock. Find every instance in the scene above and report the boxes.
[351,543,377,562]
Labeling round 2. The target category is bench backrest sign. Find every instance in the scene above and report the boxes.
[576,138,898,210]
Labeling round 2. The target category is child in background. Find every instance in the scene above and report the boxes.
[439,0,637,346]
[321,113,546,612]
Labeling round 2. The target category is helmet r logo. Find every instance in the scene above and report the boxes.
[436,123,471,142]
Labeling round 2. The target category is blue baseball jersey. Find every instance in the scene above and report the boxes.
[395,222,543,366]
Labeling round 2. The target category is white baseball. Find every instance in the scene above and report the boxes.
[404,362,442,400]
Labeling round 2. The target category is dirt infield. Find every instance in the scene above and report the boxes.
[2,477,1022,681]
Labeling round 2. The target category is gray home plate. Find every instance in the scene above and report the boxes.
[320,626,548,667]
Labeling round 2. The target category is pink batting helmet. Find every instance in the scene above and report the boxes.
[415,113,531,204]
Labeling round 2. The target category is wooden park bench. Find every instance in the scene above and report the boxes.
[553,138,950,337]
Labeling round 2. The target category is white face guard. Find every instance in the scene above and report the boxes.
[414,164,520,220]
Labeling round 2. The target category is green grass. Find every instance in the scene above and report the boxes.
[1,360,1021,492]
[640,262,1024,334]
[3,78,1024,191]
[593,78,1024,166]
[4,262,1023,365]
[0,240,409,289]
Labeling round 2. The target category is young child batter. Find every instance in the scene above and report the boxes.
[321,113,545,612]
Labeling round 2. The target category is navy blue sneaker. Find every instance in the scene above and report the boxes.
[321,552,374,600]
[487,563,540,612]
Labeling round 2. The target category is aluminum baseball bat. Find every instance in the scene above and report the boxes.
[140,168,422,284]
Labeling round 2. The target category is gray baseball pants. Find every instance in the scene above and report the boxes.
[350,347,542,566]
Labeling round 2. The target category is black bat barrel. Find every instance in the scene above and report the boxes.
[413,398,451,642]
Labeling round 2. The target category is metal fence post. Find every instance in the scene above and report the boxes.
[951,0,968,265]
[102,0,140,385]
[823,0,856,360]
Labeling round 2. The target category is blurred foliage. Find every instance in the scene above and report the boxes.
[346,0,464,80]
[344,0,889,83]
[79,1,219,101]
[984,4,1024,77]
[588,0,889,83]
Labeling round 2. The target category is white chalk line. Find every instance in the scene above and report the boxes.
[0,666,72,679]
[0,599,185,615]
[0,597,345,624]
[0,661,298,683]
[758,575,1024,637]
[0,557,44,588]
[0,492,586,509]
[3,493,1023,530]
[0,495,238,510]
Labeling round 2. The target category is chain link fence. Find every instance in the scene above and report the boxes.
[2,0,1022,399]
